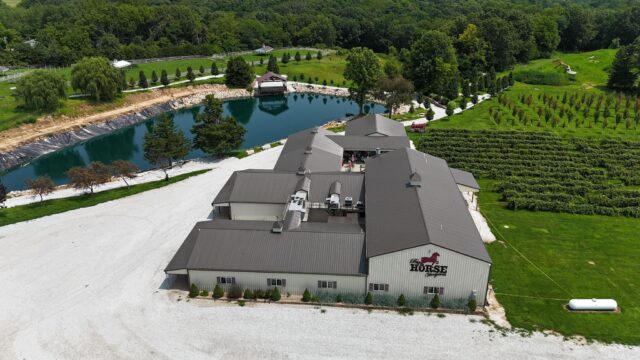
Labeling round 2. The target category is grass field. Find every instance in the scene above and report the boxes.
[0,169,209,226]
[480,181,640,345]
[2,0,20,6]
[0,48,351,132]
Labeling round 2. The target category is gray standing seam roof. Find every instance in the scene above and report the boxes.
[365,148,491,263]
[345,114,407,137]
[450,168,480,190]
[327,135,410,151]
[274,127,343,172]
[212,170,365,206]
[165,220,366,276]
[212,170,300,204]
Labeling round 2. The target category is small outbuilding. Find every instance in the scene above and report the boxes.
[111,60,132,69]
[254,44,274,55]
[256,71,287,96]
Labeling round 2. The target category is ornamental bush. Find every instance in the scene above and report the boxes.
[364,292,373,305]
[430,294,440,309]
[468,299,477,313]
[189,283,199,298]
[302,289,311,302]
[426,108,435,120]
[243,289,254,300]
[397,294,406,307]
[212,284,224,299]
[445,102,456,117]
[271,287,281,302]
[253,289,264,300]
[227,285,243,299]
[200,290,209,297]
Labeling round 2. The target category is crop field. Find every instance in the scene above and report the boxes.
[416,129,640,217]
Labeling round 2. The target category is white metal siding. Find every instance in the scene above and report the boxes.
[189,270,366,296]
[230,203,285,221]
[367,244,490,304]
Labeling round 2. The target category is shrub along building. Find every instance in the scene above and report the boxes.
[166,114,490,305]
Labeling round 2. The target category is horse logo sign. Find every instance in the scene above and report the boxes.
[409,252,448,277]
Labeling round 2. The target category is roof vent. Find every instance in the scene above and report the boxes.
[296,166,306,175]
[304,146,313,154]
[272,221,284,233]
[408,172,422,187]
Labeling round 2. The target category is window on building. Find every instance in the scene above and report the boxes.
[423,286,444,295]
[318,280,338,289]
[368,283,389,292]
[267,278,286,287]
[216,276,236,284]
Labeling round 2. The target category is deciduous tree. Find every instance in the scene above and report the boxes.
[375,76,414,115]
[344,47,381,114]
[71,57,123,101]
[111,160,138,187]
[25,176,55,202]
[14,70,66,112]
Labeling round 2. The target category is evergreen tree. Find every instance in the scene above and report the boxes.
[295,51,301,62]
[160,70,170,87]
[243,289,254,300]
[191,95,246,156]
[281,53,288,64]
[199,65,205,74]
[608,42,639,91]
[302,289,311,302]
[211,62,219,75]
[430,294,440,309]
[225,57,254,88]
[364,292,373,305]
[508,72,514,86]
[189,284,199,298]
[175,68,181,80]
[267,55,279,73]
[186,66,196,83]
[468,298,477,313]
[271,287,281,301]
[138,71,148,89]
[426,107,435,120]
[151,70,158,85]
[143,114,191,179]
[397,294,406,307]
[0,180,6,207]
[305,52,312,61]
[213,284,224,299]
[317,50,323,60]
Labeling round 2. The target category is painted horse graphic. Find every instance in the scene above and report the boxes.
[410,252,440,266]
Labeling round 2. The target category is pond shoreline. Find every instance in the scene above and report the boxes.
[0,85,252,171]
[1,83,368,172]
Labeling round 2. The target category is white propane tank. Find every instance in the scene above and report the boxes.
[568,298,617,311]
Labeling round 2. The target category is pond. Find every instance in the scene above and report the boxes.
[1,93,386,191]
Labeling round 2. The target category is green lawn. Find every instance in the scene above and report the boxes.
[0,48,343,132]
[2,0,20,6]
[508,49,616,90]
[480,181,640,345]
[0,169,209,227]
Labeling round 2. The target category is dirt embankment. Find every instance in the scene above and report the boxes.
[0,84,249,154]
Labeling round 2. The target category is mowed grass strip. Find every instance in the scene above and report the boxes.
[480,181,640,345]
[0,169,209,227]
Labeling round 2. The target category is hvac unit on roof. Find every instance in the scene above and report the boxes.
[344,196,353,207]
[304,146,313,154]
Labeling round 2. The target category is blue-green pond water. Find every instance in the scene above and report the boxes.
[2,94,385,191]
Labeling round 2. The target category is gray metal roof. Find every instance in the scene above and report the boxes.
[327,135,410,151]
[345,114,407,137]
[307,173,364,204]
[364,148,491,263]
[165,220,366,276]
[213,170,365,206]
[450,168,480,190]
[212,170,300,204]
[274,127,343,172]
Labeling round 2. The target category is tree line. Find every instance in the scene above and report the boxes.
[2,0,640,68]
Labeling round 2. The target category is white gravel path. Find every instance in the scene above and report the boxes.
[1,145,638,359]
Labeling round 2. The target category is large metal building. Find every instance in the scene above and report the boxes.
[166,114,491,305]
